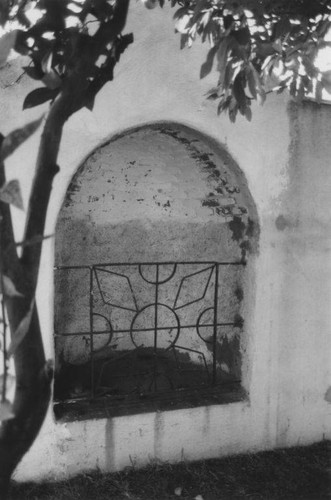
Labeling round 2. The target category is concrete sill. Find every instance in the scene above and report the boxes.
[53,382,247,422]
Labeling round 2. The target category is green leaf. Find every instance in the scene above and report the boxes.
[0,30,18,67]
[229,106,238,123]
[180,33,189,49]
[206,86,221,100]
[228,96,238,122]
[316,19,331,38]
[0,400,15,422]
[0,115,44,162]
[272,40,282,54]
[250,63,266,105]
[200,45,218,79]
[255,41,275,58]
[233,28,250,46]
[173,6,187,21]
[233,74,247,115]
[284,54,299,71]
[223,14,234,31]
[187,0,208,27]
[217,95,231,115]
[200,10,211,29]
[244,104,252,122]
[0,275,24,298]
[246,67,257,99]
[7,298,35,358]
[175,14,191,35]
[273,18,291,40]
[0,180,24,210]
[23,87,60,110]
[217,37,231,81]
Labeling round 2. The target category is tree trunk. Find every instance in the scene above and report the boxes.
[0,5,132,497]
[0,94,71,500]
[0,303,51,500]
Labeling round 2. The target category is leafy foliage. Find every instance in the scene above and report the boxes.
[0,0,133,112]
[1,0,330,121]
[170,0,331,121]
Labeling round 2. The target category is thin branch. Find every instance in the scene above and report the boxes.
[0,162,19,270]
[15,234,54,248]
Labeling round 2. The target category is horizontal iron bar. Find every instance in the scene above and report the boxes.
[55,260,245,270]
[54,322,240,337]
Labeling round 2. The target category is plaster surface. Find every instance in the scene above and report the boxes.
[53,124,256,400]
[0,0,329,482]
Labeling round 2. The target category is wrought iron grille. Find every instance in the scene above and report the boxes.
[54,261,245,403]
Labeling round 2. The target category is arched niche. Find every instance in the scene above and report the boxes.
[53,123,259,419]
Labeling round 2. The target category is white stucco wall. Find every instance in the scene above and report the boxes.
[0,1,330,482]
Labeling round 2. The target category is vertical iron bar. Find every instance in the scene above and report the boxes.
[153,264,159,392]
[212,264,219,385]
[154,264,159,350]
[89,267,95,399]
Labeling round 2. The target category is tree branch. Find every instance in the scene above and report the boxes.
[20,94,68,287]
[21,0,132,285]
[0,161,19,273]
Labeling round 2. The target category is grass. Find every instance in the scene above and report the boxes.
[10,441,330,500]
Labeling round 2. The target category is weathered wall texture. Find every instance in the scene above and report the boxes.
[53,124,258,401]
[0,0,330,482]
[55,126,255,266]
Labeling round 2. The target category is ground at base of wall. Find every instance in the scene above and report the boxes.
[11,441,330,500]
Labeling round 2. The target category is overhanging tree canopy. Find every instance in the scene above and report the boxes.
[1,0,330,122]
[172,0,331,120]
